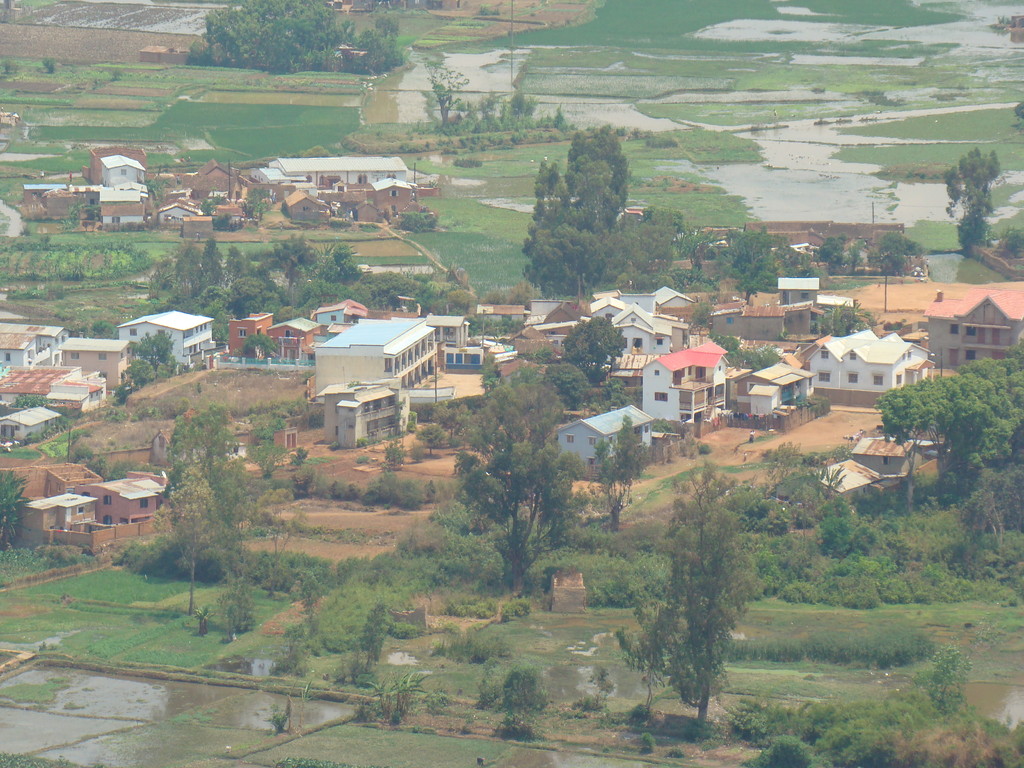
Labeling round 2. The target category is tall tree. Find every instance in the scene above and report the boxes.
[133,332,175,368]
[723,229,784,299]
[271,237,318,303]
[163,468,218,615]
[595,417,649,531]
[524,127,629,299]
[456,381,582,593]
[0,471,27,549]
[562,316,623,385]
[427,64,469,129]
[871,232,921,276]
[663,467,758,722]
[946,148,1001,252]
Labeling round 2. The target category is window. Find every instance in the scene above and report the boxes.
[565,434,574,443]
[896,374,903,386]
[848,373,859,384]
[726,316,734,325]
[103,495,111,505]
[139,498,149,509]
[69,352,79,360]
[588,437,597,445]
[656,337,665,346]
[98,353,107,361]
[3,353,8,362]
[966,350,977,360]
[873,375,883,386]
[818,372,831,383]
[950,324,959,335]
[883,456,891,466]
[820,350,829,359]
[654,369,660,376]
[390,189,398,197]
[384,358,393,372]
[238,328,247,338]
[966,326,977,337]
[130,328,137,337]
[654,392,668,401]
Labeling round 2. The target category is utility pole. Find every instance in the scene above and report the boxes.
[509,0,515,89]
[884,274,888,313]
[871,201,875,224]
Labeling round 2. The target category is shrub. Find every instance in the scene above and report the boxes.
[697,442,712,455]
[444,597,498,618]
[501,598,531,621]
[644,135,677,148]
[753,736,812,768]
[398,211,438,233]
[434,629,510,664]
[453,157,483,167]
[727,627,933,669]
[362,472,424,509]
[424,689,450,714]
[389,621,423,639]
[639,732,656,754]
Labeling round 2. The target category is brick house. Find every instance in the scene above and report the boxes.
[228,313,274,356]
[283,191,330,222]
[77,472,168,525]
[925,287,1024,368]
[267,318,321,360]
[83,147,147,185]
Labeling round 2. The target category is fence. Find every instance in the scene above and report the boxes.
[43,520,154,554]
[725,403,827,434]
[215,356,315,372]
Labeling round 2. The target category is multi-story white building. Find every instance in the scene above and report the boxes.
[118,311,214,365]
[315,319,435,390]
[253,156,408,188]
[611,305,688,355]
[642,342,729,424]
[100,155,146,187]
[807,329,930,407]
[0,323,68,368]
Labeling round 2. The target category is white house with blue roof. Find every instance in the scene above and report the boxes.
[315,319,436,390]
[557,405,654,472]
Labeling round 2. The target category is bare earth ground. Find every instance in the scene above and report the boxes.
[847,278,1024,324]
[0,25,197,63]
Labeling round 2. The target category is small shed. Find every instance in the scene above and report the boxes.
[550,569,587,613]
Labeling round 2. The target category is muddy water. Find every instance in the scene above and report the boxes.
[0,708,138,753]
[544,665,647,702]
[967,682,1024,726]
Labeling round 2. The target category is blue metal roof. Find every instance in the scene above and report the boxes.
[581,405,653,435]
[320,319,423,349]
[24,184,64,190]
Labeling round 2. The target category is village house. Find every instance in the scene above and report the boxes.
[228,313,274,356]
[19,493,98,547]
[118,311,214,365]
[253,156,409,188]
[319,383,409,448]
[313,300,369,326]
[181,159,239,200]
[851,437,911,477]
[138,45,189,64]
[730,363,816,416]
[156,200,202,225]
[807,329,931,407]
[424,315,470,351]
[557,405,654,473]
[315,319,436,390]
[0,322,68,367]
[57,338,130,384]
[100,155,145,188]
[0,406,62,440]
[82,147,147,186]
[611,304,688,354]
[778,277,820,306]
[642,342,729,424]
[925,287,1024,368]
[283,190,331,222]
[0,367,105,410]
[12,463,102,499]
[711,302,813,340]
[100,202,145,229]
[267,318,321,361]
[77,472,168,525]
[744,220,904,249]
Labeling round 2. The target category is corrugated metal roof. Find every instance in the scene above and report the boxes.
[778,277,820,291]
[118,311,212,332]
[274,156,408,174]
[579,405,653,435]
[320,319,431,353]
[1,407,62,426]
[852,438,906,458]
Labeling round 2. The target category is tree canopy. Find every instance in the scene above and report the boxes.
[946,148,1000,252]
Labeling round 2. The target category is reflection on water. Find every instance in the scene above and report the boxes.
[967,682,1024,726]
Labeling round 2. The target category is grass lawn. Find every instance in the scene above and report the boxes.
[958,257,1006,284]
[843,108,1020,142]
[411,230,527,292]
[907,220,958,252]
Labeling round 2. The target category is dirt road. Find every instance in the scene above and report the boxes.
[847,278,1024,323]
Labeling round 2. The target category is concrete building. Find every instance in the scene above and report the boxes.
[808,329,930,407]
[118,311,214,365]
[611,305,687,355]
[156,200,202,225]
[0,407,63,440]
[100,155,145,187]
[20,493,98,547]
[557,405,653,473]
[925,287,1024,368]
[730,363,815,416]
[58,338,130,384]
[254,156,409,188]
[320,383,409,448]
[228,313,274,356]
[711,302,813,340]
[283,190,330,222]
[267,318,320,361]
[424,315,470,351]
[0,322,68,367]
[315,319,435,389]
[642,342,729,424]
[83,147,147,186]
[0,368,105,410]
[778,277,820,306]
[313,300,369,326]
[77,473,167,525]
[851,437,910,477]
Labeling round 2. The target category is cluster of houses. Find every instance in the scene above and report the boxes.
[21,151,438,235]
[13,463,168,551]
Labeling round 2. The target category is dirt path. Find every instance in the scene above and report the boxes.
[0,199,23,237]
[847,278,1024,323]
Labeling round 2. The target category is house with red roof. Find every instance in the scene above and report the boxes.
[642,341,729,424]
[925,287,1024,368]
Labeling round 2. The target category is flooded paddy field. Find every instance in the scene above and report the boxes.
[24,2,208,35]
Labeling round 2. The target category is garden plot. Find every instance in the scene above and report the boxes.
[26,2,208,35]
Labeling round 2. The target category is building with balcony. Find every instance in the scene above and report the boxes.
[20,493,98,547]
[118,311,214,365]
[320,383,409,448]
[228,313,274,356]
[0,322,68,368]
[807,329,930,407]
[315,319,435,390]
[642,342,729,424]
[267,318,321,361]
[925,287,1024,368]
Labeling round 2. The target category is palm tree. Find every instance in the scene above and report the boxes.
[0,471,28,549]
[194,605,213,636]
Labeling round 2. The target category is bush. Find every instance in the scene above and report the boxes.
[697,442,713,455]
[501,597,531,621]
[753,736,812,768]
[362,472,424,509]
[434,629,510,664]
[453,157,483,167]
[727,627,933,669]
[398,211,438,233]
[644,135,677,148]
[639,732,656,754]
[444,597,498,618]
[389,621,423,639]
